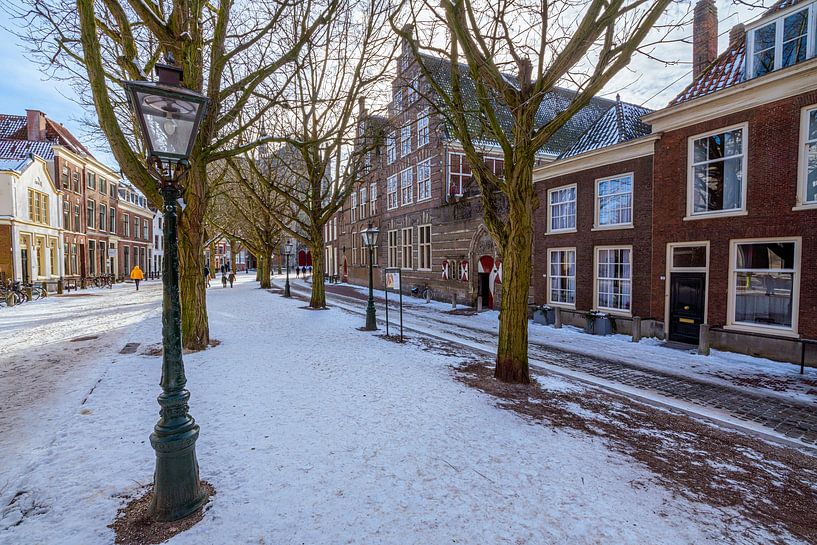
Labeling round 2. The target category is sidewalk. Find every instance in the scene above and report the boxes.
[285,277,817,446]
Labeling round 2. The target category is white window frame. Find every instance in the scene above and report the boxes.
[418,224,432,271]
[726,237,801,336]
[546,184,577,234]
[401,227,413,270]
[400,168,413,205]
[360,187,367,219]
[746,3,817,80]
[547,247,576,308]
[350,192,357,223]
[417,110,429,148]
[370,182,377,215]
[401,125,411,157]
[795,103,817,209]
[448,152,470,197]
[594,173,634,230]
[417,158,431,201]
[387,175,398,210]
[387,133,396,164]
[686,123,749,220]
[593,245,633,316]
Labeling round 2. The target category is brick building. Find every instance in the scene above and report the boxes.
[117,180,153,278]
[643,0,817,362]
[335,44,615,308]
[0,109,120,280]
[532,99,657,334]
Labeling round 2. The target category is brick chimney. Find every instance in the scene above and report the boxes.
[25,109,47,141]
[729,23,746,48]
[693,0,718,78]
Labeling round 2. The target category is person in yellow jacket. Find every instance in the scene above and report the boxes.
[130,265,144,291]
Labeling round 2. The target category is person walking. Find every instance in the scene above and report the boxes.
[204,265,211,288]
[130,265,144,291]
[221,272,228,288]
[228,271,236,288]
[295,266,301,278]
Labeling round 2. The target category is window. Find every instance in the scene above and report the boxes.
[417,159,431,201]
[109,208,116,234]
[596,247,631,313]
[418,225,431,270]
[86,199,95,229]
[72,171,79,193]
[143,220,148,240]
[28,190,49,225]
[123,214,130,237]
[448,153,471,196]
[99,177,107,195]
[387,230,400,267]
[135,217,140,240]
[407,76,419,104]
[351,192,358,223]
[547,185,576,232]
[99,204,106,232]
[387,133,396,164]
[484,156,505,178]
[730,239,799,332]
[387,174,398,210]
[61,166,69,188]
[74,204,80,231]
[394,89,403,113]
[352,229,358,266]
[370,183,377,215]
[401,125,411,157]
[87,171,96,190]
[400,168,413,205]
[110,183,117,198]
[548,249,576,306]
[88,241,96,275]
[63,201,69,230]
[596,174,633,228]
[417,111,429,148]
[360,187,367,219]
[401,227,413,269]
[748,5,814,79]
[689,125,746,216]
[798,105,817,206]
[70,244,77,275]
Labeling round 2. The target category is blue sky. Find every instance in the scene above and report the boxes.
[0,0,764,172]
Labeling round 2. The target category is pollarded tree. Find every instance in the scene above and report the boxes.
[9,0,337,349]
[393,0,680,383]
[251,0,396,309]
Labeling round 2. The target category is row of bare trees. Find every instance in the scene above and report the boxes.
[11,0,682,383]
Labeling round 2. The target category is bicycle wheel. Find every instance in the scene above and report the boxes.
[31,287,45,300]
[14,291,25,305]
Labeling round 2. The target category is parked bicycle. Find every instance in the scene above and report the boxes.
[410,284,432,301]
[0,281,44,306]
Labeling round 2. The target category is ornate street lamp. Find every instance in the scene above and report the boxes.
[283,240,293,297]
[361,222,379,330]
[124,62,209,522]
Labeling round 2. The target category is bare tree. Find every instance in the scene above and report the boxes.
[393,0,678,383]
[250,0,396,309]
[7,0,336,349]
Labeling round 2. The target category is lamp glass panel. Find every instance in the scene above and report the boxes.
[135,90,201,157]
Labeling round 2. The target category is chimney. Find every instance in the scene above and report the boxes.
[25,110,47,141]
[692,0,718,78]
[729,23,745,49]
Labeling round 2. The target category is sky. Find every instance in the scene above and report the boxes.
[0,0,766,172]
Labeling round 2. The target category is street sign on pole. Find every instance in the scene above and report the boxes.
[384,268,403,341]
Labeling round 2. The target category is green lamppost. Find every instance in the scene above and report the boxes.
[124,62,209,522]
[283,241,293,297]
[361,222,379,330]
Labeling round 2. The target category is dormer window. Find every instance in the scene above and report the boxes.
[747,3,815,79]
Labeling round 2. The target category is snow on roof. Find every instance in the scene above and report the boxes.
[670,0,808,106]
[560,97,653,158]
[0,140,55,160]
[0,156,31,173]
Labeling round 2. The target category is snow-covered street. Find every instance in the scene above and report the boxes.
[1,276,816,544]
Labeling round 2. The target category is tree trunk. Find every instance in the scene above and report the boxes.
[310,242,326,308]
[259,254,272,289]
[256,262,261,282]
[494,164,534,384]
[228,238,238,272]
[178,167,210,351]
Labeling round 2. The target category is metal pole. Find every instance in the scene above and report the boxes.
[365,245,377,330]
[399,282,403,341]
[284,253,291,297]
[148,182,206,521]
[385,277,390,337]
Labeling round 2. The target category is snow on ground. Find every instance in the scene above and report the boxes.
[0,275,804,544]
[315,279,817,405]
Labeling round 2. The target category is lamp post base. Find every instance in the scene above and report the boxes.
[149,424,207,521]
[365,304,377,330]
[284,281,291,298]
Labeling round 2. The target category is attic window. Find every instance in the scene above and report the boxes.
[747,3,815,79]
